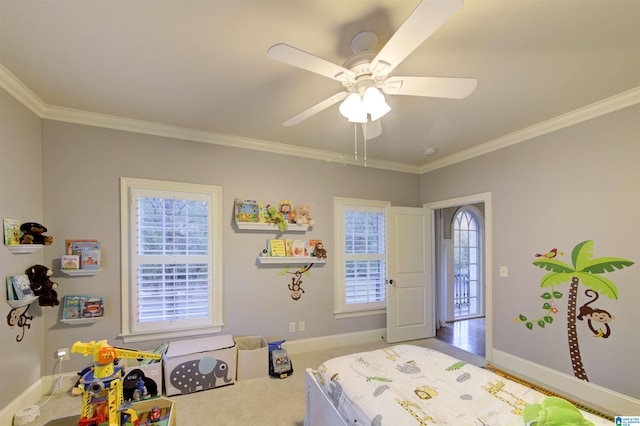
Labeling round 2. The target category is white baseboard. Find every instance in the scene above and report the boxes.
[0,374,77,426]
[282,328,386,355]
[492,348,640,416]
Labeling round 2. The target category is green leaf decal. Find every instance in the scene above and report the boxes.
[540,272,572,288]
[544,316,553,324]
[572,240,594,271]
[542,302,551,309]
[526,322,533,330]
[541,292,552,299]
[582,258,634,274]
[552,291,563,298]
[533,259,574,273]
[576,273,619,299]
[519,314,527,321]
[537,320,546,328]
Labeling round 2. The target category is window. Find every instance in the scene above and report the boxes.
[452,206,483,319]
[334,197,389,318]
[120,177,223,342]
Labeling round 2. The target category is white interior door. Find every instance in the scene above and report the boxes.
[386,206,433,343]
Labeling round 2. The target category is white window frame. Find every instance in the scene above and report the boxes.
[120,177,223,343]
[334,197,390,319]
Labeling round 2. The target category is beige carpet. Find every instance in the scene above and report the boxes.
[32,337,485,426]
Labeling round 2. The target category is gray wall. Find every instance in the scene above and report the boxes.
[2,81,638,408]
[421,105,640,399]
[0,90,45,407]
[38,120,420,377]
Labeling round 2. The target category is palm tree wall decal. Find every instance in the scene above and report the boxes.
[516,240,633,381]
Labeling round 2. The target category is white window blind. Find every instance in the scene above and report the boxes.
[334,197,389,317]
[344,210,386,305]
[121,178,222,342]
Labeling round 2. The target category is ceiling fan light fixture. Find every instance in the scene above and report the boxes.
[339,92,367,123]
[363,87,391,121]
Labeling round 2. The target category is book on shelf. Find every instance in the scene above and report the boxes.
[6,277,17,301]
[285,239,293,256]
[3,218,21,245]
[8,274,35,300]
[61,254,80,269]
[268,239,287,257]
[292,240,307,257]
[234,198,260,223]
[81,297,105,318]
[66,240,101,269]
[62,295,93,319]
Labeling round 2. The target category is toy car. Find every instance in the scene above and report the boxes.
[149,406,161,422]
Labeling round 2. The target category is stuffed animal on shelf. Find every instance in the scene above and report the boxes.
[20,222,53,245]
[265,205,288,232]
[26,264,59,307]
[293,205,315,226]
[313,242,327,258]
[523,396,594,426]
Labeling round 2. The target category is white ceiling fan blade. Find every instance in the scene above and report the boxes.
[382,76,477,99]
[370,0,463,76]
[268,43,356,82]
[362,120,382,140]
[282,91,349,127]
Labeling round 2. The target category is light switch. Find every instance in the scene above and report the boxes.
[499,266,508,277]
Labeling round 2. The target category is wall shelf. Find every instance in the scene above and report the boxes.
[235,222,309,232]
[257,256,325,265]
[7,296,39,308]
[61,269,101,276]
[61,317,102,324]
[6,244,44,254]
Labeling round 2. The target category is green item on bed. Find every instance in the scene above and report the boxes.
[523,396,595,426]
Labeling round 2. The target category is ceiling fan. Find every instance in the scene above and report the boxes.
[267,0,477,139]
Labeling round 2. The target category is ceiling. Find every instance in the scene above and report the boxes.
[1,1,639,172]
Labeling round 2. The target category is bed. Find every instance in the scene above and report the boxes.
[304,344,611,425]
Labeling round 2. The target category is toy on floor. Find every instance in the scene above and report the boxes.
[268,340,293,379]
[71,340,162,426]
[523,396,595,426]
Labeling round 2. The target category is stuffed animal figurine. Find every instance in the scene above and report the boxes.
[20,222,53,245]
[293,205,315,226]
[523,397,594,426]
[265,205,288,232]
[25,264,60,307]
[313,242,327,258]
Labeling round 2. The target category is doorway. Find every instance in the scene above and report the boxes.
[426,193,492,361]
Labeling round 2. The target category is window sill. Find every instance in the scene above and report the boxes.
[334,309,386,319]
[120,325,224,343]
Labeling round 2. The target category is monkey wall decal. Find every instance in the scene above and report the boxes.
[6,305,33,342]
[577,289,615,338]
[282,263,314,300]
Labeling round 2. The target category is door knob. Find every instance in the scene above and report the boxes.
[387,279,395,287]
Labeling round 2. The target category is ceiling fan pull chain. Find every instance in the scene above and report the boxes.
[354,123,358,161]
[364,124,367,168]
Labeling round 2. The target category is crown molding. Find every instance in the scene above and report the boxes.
[419,86,640,174]
[0,63,46,116]
[2,63,637,176]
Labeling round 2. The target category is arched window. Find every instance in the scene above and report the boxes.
[452,206,483,319]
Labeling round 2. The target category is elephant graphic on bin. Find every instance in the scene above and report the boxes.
[169,356,232,394]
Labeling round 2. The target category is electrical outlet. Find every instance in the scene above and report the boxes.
[56,348,69,361]
[289,322,296,332]
[299,321,305,332]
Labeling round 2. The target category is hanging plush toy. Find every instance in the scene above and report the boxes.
[26,264,60,307]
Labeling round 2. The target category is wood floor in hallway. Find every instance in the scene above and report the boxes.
[436,317,485,357]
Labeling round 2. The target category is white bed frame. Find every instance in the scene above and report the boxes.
[304,368,348,426]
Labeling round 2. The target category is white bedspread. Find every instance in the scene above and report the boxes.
[314,345,611,425]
